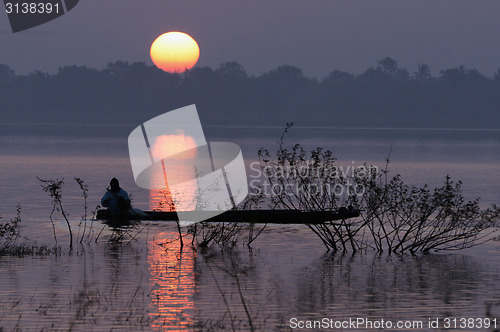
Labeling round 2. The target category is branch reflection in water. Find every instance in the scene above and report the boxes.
[2,226,500,330]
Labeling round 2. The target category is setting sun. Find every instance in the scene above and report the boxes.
[150,32,200,73]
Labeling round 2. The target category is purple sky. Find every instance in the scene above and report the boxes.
[2,0,500,78]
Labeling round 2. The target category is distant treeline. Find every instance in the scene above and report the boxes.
[1,57,499,134]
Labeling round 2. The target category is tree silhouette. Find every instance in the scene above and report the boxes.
[413,63,431,81]
[378,57,398,75]
[0,58,499,135]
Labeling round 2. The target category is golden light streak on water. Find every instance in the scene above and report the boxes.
[148,232,197,330]
[148,132,199,212]
[149,189,175,211]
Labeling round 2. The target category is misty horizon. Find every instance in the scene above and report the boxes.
[3,57,500,80]
[1,56,499,138]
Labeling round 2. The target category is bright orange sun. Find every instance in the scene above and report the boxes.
[150,32,200,73]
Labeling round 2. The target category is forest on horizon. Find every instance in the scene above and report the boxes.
[1,57,500,136]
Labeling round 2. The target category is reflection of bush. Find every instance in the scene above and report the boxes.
[257,124,500,253]
[291,253,487,318]
[195,249,273,331]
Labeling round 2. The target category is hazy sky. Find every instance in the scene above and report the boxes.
[2,0,500,78]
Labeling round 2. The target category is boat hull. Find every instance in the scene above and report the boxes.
[96,208,359,224]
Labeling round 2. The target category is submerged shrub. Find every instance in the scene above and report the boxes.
[0,204,21,250]
[255,124,500,253]
[0,205,60,256]
[38,177,73,249]
[358,172,499,253]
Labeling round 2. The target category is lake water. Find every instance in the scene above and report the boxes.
[0,127,500,331]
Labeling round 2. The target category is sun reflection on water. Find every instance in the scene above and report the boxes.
[148,132,201,212]
[148,232,197,330]
[149,188,175,211]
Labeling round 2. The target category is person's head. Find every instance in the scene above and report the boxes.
[110,178,120,192]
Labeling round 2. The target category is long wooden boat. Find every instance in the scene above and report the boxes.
[96,207,359,225]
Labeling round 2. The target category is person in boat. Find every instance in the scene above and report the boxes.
[101,178,131,216]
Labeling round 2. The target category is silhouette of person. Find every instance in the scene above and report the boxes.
[101,178,131,216]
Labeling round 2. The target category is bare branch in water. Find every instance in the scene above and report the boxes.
[255,125,500,253]
[37,177,73,250]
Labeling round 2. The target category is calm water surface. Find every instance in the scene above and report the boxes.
[0,128,500,331]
